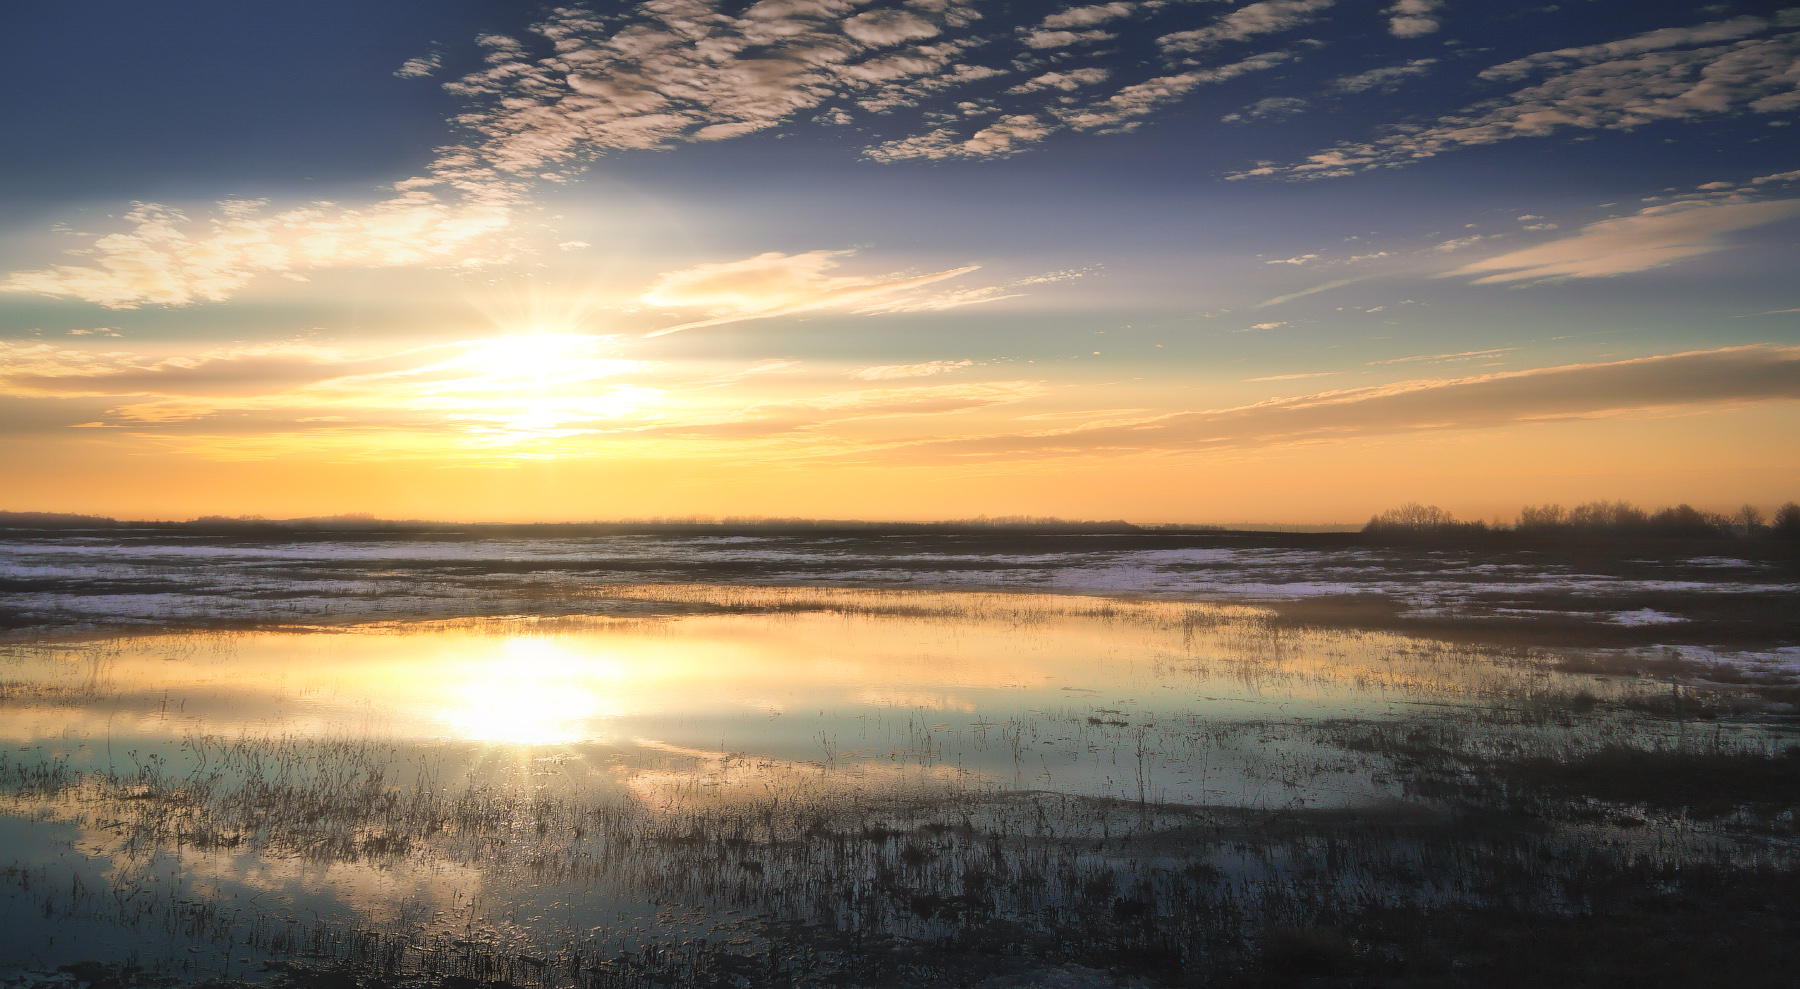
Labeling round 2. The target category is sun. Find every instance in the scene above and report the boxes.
[458,332,604,389]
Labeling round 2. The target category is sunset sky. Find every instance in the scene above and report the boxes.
[3,0,1798,522]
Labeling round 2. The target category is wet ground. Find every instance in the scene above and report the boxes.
[1,528,1796,988]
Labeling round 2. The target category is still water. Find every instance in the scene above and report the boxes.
[0,588,1634,980]
[3,591,1559,807]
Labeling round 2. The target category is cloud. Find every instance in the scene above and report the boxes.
[3,0,1371,299]
[866,113,1056,159]
[852,285,1025,313]
[440,1,993,176]
[1159,0,1334,51]
[1055,51,1292,131]
[1331,59,1437,92]
[1365,348,1514,365]
[0,335,663,447]
[639,250,993,335]
[1752,168,1800,184]
[0,344,446,399]
[0,200,513,309]
[1021,28,1116,49]
[1433,234,1492,251]
[1007,68,1112,94]
[843,9,942,44]
[1243,321,1288,331]
[763,381,1042,418]
[898,346,1800,460]
[851,359,974,380]
[1254,275,1370,308]
[394,52,443,78]
[1444,200,1800,284]
[1245,371,1342,382]
[1383,0,1442,38]
[1041,4,1136,30]
[1243,13,1800,179]
[1223,96,1309,122]
[624,380,1048,443]
[1478,15,1784,82]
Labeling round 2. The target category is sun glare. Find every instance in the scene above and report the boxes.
[439,637,624,745]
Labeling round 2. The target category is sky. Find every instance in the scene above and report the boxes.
[2,0,1798,523]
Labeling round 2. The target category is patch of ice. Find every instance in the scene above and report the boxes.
[1648,645,1800,676]
[1608,609,1688,626]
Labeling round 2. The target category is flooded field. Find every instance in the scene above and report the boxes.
[2,533,1798,988]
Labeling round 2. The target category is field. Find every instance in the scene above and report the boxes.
[1,523,1796,988]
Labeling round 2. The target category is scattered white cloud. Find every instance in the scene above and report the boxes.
[1751,168,1800,184]
[394,52,443,78]
[1055,52,1292,131]
[1,200,513,309]
[1007,68,1112,94]
[1243,321,1289,330]
[1445,199,1800,283]
[1478,14,1784,82]
[1159,0,1335,51]
[1041,4,1137,30]
[1383,0,1442,38]
[1433,234,1492,251]
[435,1,991,181]
[1331,59,1437,93]
[1223,96,1309,122]
[850,359,974,380]
[867,113,1057,160]
[1242,13,1800,179]
[1266,254,1320,265]
[843,9,942,45]
[1021,28,1117,49]
[0,340,464,400]
[639,250,998,336]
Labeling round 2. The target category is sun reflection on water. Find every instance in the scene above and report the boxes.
[439,637,624,745]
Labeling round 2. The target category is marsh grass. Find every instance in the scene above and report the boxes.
[4,708,1798,989]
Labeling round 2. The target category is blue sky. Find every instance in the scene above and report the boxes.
[2,0,1797,521]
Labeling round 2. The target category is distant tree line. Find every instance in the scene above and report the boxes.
[1364,500,1800,541]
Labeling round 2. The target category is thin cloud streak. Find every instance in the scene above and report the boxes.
[639,251,990,337]
[1253,275,1371,308]
[889,346,1800,461]
[1445,200,1800,283]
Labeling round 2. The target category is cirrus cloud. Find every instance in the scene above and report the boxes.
[892,346,1800,461]
[639,250,994,336]
[1444,199,1800,284]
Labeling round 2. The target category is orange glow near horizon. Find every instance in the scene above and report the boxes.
[5,398,1797,525]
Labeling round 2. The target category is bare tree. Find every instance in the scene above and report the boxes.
[1517,504,1566,529]
[1367,502,1455,532]
[1735,504,1766,536]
